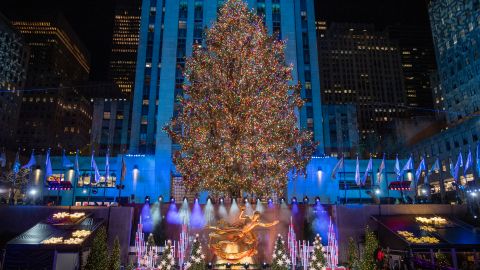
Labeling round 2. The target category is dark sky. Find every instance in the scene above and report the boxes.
[1,0,432,81]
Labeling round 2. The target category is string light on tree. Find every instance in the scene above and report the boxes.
[165,0,316,197]
[309,234,326,270]
[185,234,206,270]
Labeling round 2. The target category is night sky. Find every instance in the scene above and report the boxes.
[0,0,432,81]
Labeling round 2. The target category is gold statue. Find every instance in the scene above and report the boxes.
[208,206,279,264]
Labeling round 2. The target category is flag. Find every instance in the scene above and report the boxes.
[453,152,463,182]
[394,154,401,180]
[0,149,6,167]
[378,153,386,176]
[12,151,20,174]
[400,155,413,178]
[355,156,361,186]
[331,156,344,179]
[74,150,80,176]
[415,157,426,183]
[91,151,101,183]
[362,156,373,186]
[449,158,454,178]
[428,158,440,175]
[45,149,53,180]
[464,148,472,177]
[21,150,36,169]
[62,149,73,168]
[105,148,110,181]
[120,155,127,181]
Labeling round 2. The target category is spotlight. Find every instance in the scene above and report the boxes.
[226,262,231,269]
[280,197,285,204]
[207,196,212,203]
[471,192,477,197]
[195,197,199,203]
[268,197,273,204]
[244,263,250,269]
[303,196,309,204]
[29,189,37,196]
[219,197,224,204]
[421,189,427,195]
[315,196,320,203]
[145,196,150,204]
[375,188,381,195]
[291,197,297,204]
[183,196,188,202]
[170,197,176,203]
[207,262,213,269]
[158,196,163,202]
[82,189,87,194]
[244,197,248,203]
[262,262,268,269]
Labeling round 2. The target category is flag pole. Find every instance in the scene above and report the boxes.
[343,155,347,204]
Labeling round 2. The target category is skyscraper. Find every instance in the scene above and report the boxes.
[0,12,29,150]
[318,23,406,153]
[130,0,323,197]
[8,11,92,152]
[429,0,480,123]
[109,0,141,95]
[387,25,437,113]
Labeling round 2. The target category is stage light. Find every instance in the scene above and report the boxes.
[317,167,323,181]
[244,263,250,269]
[158,196,163,203]
[471,192,477,197]
[315,196,320,203]
[219,197,224,204]
[244,197,248,203]
[291,197,297,204]
[195,197,199,203]
[262,262,268,269]
[375,188,381,195]
[268,197,273,204]
[207,262,213,269]
[280,197,285,203]
[303,196,309,204]
[421,189,427,195]
[82,189,87,194]
[132,165,139,181]
[170,197,176,203]
[145,196,150,204]
[226,262,231,269]
[29,189,37,196]
[183,197,188,202]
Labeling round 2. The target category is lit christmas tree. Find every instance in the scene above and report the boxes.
[185,234,206,270]
[165,0,315,196]
[271,235,290,270]
[158,240,175,270]
[359,226,378,270]
[346,237,359,270]
[309,234,326,270]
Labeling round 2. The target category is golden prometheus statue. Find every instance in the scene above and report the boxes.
[208,206,279,264]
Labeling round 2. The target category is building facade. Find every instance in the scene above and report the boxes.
[322,104,359,157]
[0,13,29,150]
[429,0,480,123]
[387,25,437,113]
[109,0,141,95]
[9,12,92,153]
[129,0,324,198]
[317,23,407,154]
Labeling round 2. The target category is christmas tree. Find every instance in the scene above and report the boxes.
[108,237,121,270]
[147,233,156,250]
[85,226,109,270]
[271,235,290,270]
[165,0,315,196]
[359,226,378,270]
[158,240,175,270]
[347,237,359,270]
[309,234,326,270]
[185,234,206,270]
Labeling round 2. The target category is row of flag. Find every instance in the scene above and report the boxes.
[0,148,127,184]
[331,143,480,186]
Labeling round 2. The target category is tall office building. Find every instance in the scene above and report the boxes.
[130,0,323,197]
[387,25,437,113]
[0,13,29,150]
[8,11,92,152]
[318,23,406,151]
[109,0,142,95]
[429,0,480,123]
